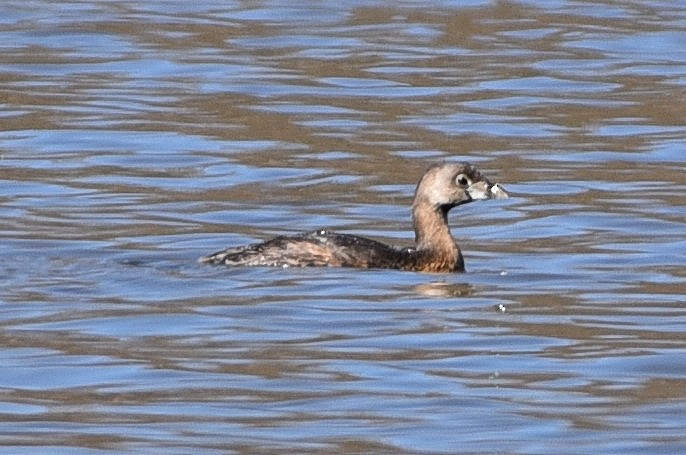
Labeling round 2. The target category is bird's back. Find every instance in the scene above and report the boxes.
[199,229,406,269]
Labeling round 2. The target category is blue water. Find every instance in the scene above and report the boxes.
[1,1,685,454]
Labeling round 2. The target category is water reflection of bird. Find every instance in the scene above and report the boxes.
[200,163,508,273]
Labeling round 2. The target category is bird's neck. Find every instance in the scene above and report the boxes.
[412,201,459,257]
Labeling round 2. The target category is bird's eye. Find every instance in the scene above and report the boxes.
[455,174,471,186]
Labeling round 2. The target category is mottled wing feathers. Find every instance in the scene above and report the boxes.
[200,230,403,269]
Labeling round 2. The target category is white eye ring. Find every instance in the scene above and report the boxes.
[455,174,472,186]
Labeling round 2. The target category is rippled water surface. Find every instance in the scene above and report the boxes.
[2,1,686,453]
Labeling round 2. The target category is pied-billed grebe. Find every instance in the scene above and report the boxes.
[200,162,508,272]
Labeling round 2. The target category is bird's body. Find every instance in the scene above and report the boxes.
[200,163,508,273]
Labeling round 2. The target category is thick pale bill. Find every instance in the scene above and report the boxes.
[491,183,509,199]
